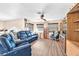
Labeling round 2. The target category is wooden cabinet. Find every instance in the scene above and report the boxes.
[67,12,79,41]
[67,3,79,56]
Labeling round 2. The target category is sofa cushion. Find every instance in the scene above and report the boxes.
[17,31,28,40]
[17,31,38,43]
[10,32,18,41]
[1,34,16,50]
[29,31,34,35]
[0,40,8,55]
[25,31,32,37]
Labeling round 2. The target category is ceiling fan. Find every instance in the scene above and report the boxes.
[37,4,49,21]
[37,11,46,21]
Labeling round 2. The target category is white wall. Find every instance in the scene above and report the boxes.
[0,21,4,30]
[3,19,25,30]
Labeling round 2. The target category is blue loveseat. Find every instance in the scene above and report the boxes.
[17,31,38,43]
[0,34,31,56]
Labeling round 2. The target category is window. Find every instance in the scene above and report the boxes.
[63,24,67,31]
[27,23,34,31]
[37,24,44,32]
[48,23,58,32]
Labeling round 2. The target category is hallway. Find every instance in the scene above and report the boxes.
[31,38,66,56]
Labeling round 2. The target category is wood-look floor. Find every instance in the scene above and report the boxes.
[31,38,66,56]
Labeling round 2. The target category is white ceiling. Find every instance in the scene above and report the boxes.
[0,3,74,20]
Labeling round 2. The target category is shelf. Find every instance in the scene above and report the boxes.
[74,20,79,23]
[74,29,79,32]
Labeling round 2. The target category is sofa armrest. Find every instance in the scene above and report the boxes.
[3,43,31,56]
[15,39,28,45]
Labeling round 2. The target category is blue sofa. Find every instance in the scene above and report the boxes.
[0,34,31,56]
[17,31,38,43]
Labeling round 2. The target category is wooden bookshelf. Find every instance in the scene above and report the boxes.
[67,3,79,55]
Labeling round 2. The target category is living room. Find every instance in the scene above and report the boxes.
[0,3,78,56]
